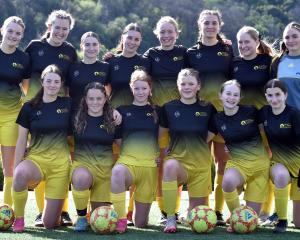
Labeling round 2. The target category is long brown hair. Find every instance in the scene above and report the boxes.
[116,23,142,54]
[74,82,115,135]
[29,64,64,109]
[279,21,300,56]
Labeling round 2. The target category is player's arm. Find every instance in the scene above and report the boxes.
[20,78,30,96]
[206,131,215,143]
[14,125,29,168]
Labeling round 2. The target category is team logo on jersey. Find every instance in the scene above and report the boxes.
[253,65,267,70]
[263,120,268,126]
[155,57,160,62]
[241,119,254,125]
[74,70,79,77]
[146,112,153,117]
[114,65,119,71]
[288,63,294,68]
[36,110,42,116]
[173,56,183,62]
[280,123,291,129]
[195,111,207,117]
[174,111,180,118]
[12,62,24,69]
[233,66,238,72]
[57,108,69,114]
[217,51,229,57]
[38,50,44,56]
[58,53,71,61]
[126,112,132,117]
[196,53,202,59]
[221,124,226,131]
[94,71,106,77]
[99,124,105,129]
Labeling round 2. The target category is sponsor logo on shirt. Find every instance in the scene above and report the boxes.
[12,62,24,69]
[288,63,294,68]
[173,56,184,61]
[58,53,71,61]
[134,65,142,70]
[195,111,207,117]
[146,112,153,117]
[279,123,291,129]
[99,124,105,129]
[217,51,229,57]
[94,71,106,77]
[240,119,254,125]
[174,111,180,118]
[253,65,267,70]
[57,108,69,114]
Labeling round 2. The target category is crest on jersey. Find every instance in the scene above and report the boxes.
[38,50,44,56]
[174,111,180,118]
[36,110,42,116]
[221,124,226,131]
[126,112,132,117]
[114,65,119,71]
[233,66,238,72]
[155,57,160,62]
[196,53,202,59]
[74,70,79,77]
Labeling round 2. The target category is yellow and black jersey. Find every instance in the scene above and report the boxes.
[143,45,187,106]
[0,48,31,112]
[73,115,115,167]
[160,99,216,170]
[106,54,150,107]
[67,60,109,110]
[260,105,300,177]
[25,39,77,100]
[186,42,234,110]
[213,105,269,170]
[232,54,272,108]
[16,97,71,165]
[116,104,159,167]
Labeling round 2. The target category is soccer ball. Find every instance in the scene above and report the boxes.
[0,204,15,230]
[90,206,118,234]
[188,205,217,233]
[230,205,258,233]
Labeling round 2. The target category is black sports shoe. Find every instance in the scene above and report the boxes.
[261,212,278,227]
[273,219,287,233]
[34,213,44,227]
[160,211,167,225]
[61,211,73,226]
[216,211,226,226]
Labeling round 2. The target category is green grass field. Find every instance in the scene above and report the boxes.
[0,191,299,240]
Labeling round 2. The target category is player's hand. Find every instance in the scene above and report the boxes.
[113,109,122,125]
[223,39,232,45]
[103,52,115,61]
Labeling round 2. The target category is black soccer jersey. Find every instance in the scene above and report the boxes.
[160,99,216,170]
[0,48,30,110]
[116,104,159,167]
[213,105,268,170]
[186,42,234,110]
[16,97,71,164]
[67,60,109,110]
[232,54,272,108]
[260,105,300,177]
[73,115,115,167]
[144,45,187,106]
[25,39,77,100]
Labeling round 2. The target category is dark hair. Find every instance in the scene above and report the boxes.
[279,21,300,57]
[74,82,115,135]
[129,69,158,123]
[29,64,64,109]
[264,79,287,94]
[177,68,201,86]
[116,23,142,53]
[80,31,100,45]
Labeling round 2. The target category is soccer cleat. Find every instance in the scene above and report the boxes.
[164,216,177,233]
[216,211,226,226]
[74,216,88,232]
[159,211,167,225]
[116,218,127,233]
[261,212,278,227]
[13,217,25,232]
[34,212,44,227]
[273,219,287,233]
[126,211,134,226]
[178,211,190,226]
[61,211,73,226]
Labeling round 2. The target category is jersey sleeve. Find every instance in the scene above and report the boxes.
[159,104,169,128]
[253,106,262,125]
[208,105,218,134]
[23,53,31,79]
[16,103,32,129]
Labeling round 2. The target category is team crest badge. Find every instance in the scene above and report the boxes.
[74,70,79,77]
[38,50,44,56]
[174,111,180,118]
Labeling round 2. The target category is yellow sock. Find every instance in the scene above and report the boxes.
[175,186,182,213]
[274,186,289,220]
[62,195,69,212]
[223,190,240,212]
[35,181,45,213]
[12,189,28,217]
[214,174,224,212]
[162,181,177,217]
[111,192,126,219]
[261,180,274,214]
[3,177,13,206]
[72,189,89,210]
[127,188,135,213]
[156,196,164,212]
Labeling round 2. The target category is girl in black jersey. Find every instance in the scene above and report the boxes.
[187,9,234,225]
[25,10,76,226]
[71,82,116,232]
[260,79,300,232]
[0,16,30,208]
[12,65,71,232]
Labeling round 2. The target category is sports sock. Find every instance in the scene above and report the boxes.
[72,189,89,212]
[34,181,45,213]
[223,190,240,212]
[12,189,28,217]
[214,174,224,212]
[111,192,126,219]
[3,177,13,206]
[274,186,288,220]
[162,181,177,217]
[175,186,182,213]
[261,180,274,214]
[127,187,135,213]
[62,195,69,212]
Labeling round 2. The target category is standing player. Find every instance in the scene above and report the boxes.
[186,9,234,224]
[0,16,30,207]
[212,80,269,232]
[12,65,71,232]
[111,69,159,233]
[260,79,300,233]
[25,9,77,226]
[160,68,216,233]
[71,82,116,231]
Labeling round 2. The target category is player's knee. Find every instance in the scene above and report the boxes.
[111,165,126,182]
[163,159,178,174]
[72,169,92,189]
[273,171,289,188]
[222,175,236,192]
[13,168,30,185]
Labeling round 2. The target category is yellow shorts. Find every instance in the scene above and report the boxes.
[0,110,19,146]
[290,178,300,200]
[29,159,70,199]
[226,161,269,203]
[71,161,112,202]
[125,164,157,203]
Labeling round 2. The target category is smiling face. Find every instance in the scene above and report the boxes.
[220,83,241,110]
[177,75,200,101]
[86,88,106,116]
[237,32,259,60]
[199,14,220,40]
[122,30,141,56]
[157,22,178,50]
[82,36,100,60]
[1,21,24,49]
[48,18,70,46]
[283,27,300,56]
[265,87,287,111]
[131,80,151,105]
[42,72,62,97]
